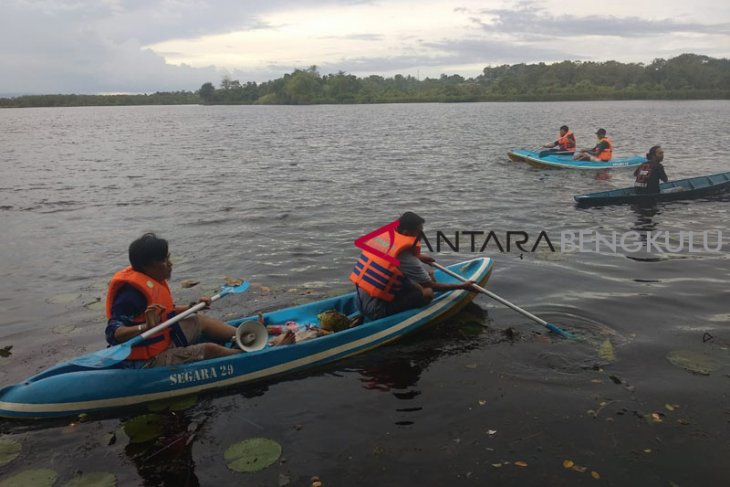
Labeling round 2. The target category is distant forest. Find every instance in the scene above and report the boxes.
[2,54,728,108]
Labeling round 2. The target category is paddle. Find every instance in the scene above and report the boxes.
[430,262,575,339]
[538,149,574,158]
[72,281,250,368]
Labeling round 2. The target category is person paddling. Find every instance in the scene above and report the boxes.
[105,233,242,367]
[573,128,613,162]
[634,145,668,193]
[351,211,476,320]
[543,125,576,153]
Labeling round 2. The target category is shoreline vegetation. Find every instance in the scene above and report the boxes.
[2,53,728,108]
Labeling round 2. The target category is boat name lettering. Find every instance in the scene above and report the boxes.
[170,364,235,385]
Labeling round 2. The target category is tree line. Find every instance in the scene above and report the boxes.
[2,54,728,108]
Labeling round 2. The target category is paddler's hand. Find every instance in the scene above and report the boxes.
[190,297,212,310]
[460,280,478,292]
[144,304,165,329]
[419,255,436,265]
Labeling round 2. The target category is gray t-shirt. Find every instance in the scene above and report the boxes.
[355,250,431,319]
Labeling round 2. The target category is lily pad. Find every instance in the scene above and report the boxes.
[63,472,116,487]
[666,350,722,375]
[0,438,21,467]
[598,339,615,362]
[47,293,81,304]
[147,395,198,413]
[0,469,57,487]
[224,437,282,473]
[122,414,165,444]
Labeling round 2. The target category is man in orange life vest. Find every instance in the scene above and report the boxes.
[573,128,613,161]
[350,212,476,320]
[543,125,576,153]
[634,145,668,193]
[105,233,241,367]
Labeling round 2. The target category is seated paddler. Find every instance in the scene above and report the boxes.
[105,233,241,367]
[543,125,576,153]
[351,211,476,320]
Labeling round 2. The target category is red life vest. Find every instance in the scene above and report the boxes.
[596,136,613,161]
[634,162,654,188]
[106,266,174,360]
[557,130,576,152]
[350,230,420,302]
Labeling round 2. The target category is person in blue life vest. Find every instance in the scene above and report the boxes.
[634,145,668,193]
[543,125,576,153]
[573,128,613,161]
[105,233,242,367]
[350,212,477,320]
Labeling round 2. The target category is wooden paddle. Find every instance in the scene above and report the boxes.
[72,281,250,368]
[431,262,575,339]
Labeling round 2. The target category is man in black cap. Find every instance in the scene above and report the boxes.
[573,128,613,162]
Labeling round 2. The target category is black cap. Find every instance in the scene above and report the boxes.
[560,125,569,131]
[595,128,606,135]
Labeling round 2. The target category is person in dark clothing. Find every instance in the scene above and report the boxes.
[634,145,668,193]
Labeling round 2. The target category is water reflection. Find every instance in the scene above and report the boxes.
[630,203,661,231]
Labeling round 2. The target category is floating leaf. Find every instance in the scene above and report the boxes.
[665,404,675,412]
[0,345,12,358]
[180,280,199,289]
[147,395,198,413]
[47,293,81,304]
[572,465,587,473]
[491,463,502,468]
[562,459,574,469]
[122,414,165,444]
[224,277,243,287]
[487,430,497,436]
[643,448,652,453]
[0,438,21,467]
[0,469,57,487]
[591,471,601,480]
[63,472,116,487]
[598,339,615,362]
[224,437,282,473]
[465,363,477,369]
[52,323,76,335]
[666,350,722,375]
[650,412,663,423]
[478,400,487,406]
[514,461,528,467]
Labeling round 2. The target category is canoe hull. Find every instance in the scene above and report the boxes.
[0,258,493,419]
[574,171,730,206]
[508,149,646,170]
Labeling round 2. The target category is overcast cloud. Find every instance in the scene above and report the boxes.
[1,0,727,95]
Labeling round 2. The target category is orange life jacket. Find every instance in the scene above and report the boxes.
[557,130,576,152]
[596,136,613,161]
[350,230,421,302]
[106,266,174,360]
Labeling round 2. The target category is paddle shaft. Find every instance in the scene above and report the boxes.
[431,262,551,327]
[139,292,224,340]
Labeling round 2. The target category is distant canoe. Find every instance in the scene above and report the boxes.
[574,171,730,206]
[508,149,646,170]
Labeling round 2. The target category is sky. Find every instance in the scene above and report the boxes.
[1,0,728,95]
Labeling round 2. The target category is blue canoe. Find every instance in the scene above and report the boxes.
[0,257,493,419]
[574,171,730,206]
[508,149,646,170]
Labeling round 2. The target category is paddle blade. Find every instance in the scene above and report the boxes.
[546,322,576,339]
[220,281,250,297]
[71,344,134,368]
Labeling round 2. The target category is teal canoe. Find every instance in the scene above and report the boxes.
[508,149,646,170]
[0,258,493,419]
[574,171,730,206]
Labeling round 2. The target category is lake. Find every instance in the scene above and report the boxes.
[0,101,728,486]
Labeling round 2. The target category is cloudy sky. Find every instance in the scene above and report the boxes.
[2,0,728,95]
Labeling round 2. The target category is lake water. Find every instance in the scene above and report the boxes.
[0,101,728,486]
